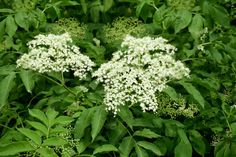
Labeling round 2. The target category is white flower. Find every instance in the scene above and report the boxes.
[93,35,190,115]
[16,33,95,79]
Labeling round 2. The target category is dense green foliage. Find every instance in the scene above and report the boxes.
[0,0,236,156]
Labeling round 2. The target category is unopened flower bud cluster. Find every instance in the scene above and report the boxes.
[103,17,147,45]
[16,33,95,79]
[93,35,190,115]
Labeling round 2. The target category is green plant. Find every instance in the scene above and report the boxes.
[0,0,236,156]
[0,108,75,156]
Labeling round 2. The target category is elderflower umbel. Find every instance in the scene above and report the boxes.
[93,35,190,115]
[16,33,95,79]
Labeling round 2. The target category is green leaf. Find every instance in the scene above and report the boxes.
[178,81,205,109]
[37,147,58,157]
[135,145,148,157]
[108,121,127,145]
[74,108,95,139]
[0,9,15,13]
[175,140,192,157]
[209,46,223,63]
[230,142,236,156]
[18,128,42,145]
[119,136,135,157]
[46,108,59,127]
[118,106,134,129]
[209,5,230,27]
[0,72,16,110]
[231,123,236,135]
[76,138,90,154]
[90,2,101,23]
[27,120,48,136]
[137,141,163,156]
[0,141,34,156]
[0,65,16,76]
[19,70,35,93]
[0,19,5,41]
[52,5,61,18]
[136,1,145,17]
[93,144,118,154]
[42,137,67,146]
[5,15,18,37]
[134,129,161,139]
[189,130,206,156]
[174,10,192,33]
[54,116,74,125]
[130,118,154,127]
[188,14,204,40]
[174,129,192,157]
[91,106,107,141]
[61,0,80,6]
[80,0,87,14]
[103,0,113,12]
[29,109,48,127]
[15,11,30,31]
[215,141,231,157]
[163,11,175,30]
[163,86,179,101]
[136,0,152,17]
[50,126,68,134]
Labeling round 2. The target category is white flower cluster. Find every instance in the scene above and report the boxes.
[93,35,190,115]
[16,33,95,79]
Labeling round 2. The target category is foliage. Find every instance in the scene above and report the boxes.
[0,0,236,156]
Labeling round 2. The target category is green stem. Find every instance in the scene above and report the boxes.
[117,119,141,150]
[0,123,13,130]
[60,72,77,98]
[38,73,77,98]
[27,92,43,108]
[39,74,61,86]
[222,110,232,133]
[117,119,133,137]
[78,154,94,157]
[149,1,158,11]
[61,72,65,85]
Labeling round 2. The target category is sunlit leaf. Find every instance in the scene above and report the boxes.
[54,116,74,125]
[29,109,48,126]
[46,108,59,127]
[135,145,148,157]
[0,141,34,156]
[27,120,48,136]
[93,144,118,154]
[37,147,58,157]
[42,137,67,146]
[18,128,42,145]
